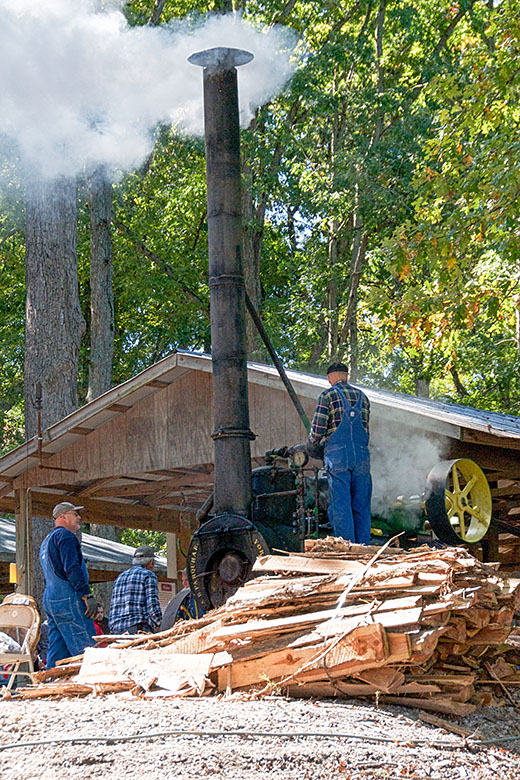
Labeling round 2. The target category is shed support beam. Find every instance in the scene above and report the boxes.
[8,491,183,534]
[14,488,33,596]
[166,533,177,583]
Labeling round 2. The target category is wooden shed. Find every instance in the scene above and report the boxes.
[0,350,519,593]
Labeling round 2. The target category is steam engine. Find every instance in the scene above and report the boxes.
[187,446,329,611]
[183,46,493,619]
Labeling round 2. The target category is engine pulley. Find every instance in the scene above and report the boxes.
[186,513,269,612]
[425,458,492,545]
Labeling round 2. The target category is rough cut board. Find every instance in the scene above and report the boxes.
[218,624,388,691]
[77,646,215,695]
[293,631,411,684]
[315,606,423,638]
[209,596,423,643]
[253,555,365,575]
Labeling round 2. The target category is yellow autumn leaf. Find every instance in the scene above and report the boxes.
[398,263,412,280]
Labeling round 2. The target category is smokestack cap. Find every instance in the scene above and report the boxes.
[188,47,254,71]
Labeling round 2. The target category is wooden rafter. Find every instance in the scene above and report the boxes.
[75,476,123,497]
[7,490,184,532]
[91,473,213,499]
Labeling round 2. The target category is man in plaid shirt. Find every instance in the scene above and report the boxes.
[109,545,162,634]
[307,362,372,545]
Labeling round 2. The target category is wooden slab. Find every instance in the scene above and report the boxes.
[295,631,411,684]
[218,624,388,691]
[379,695,476,717]
[77,646,214,695]
[210,596,422,644]
[315,607,423,638]
[253,554,365,575]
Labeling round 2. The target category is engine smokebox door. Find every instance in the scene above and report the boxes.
[187,513,268,611]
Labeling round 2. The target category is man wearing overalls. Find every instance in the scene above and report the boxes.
[307,363,372,544]
[39,502,99,669]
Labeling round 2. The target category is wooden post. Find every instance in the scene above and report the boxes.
[178,513,194,585]
[14,488,33,595]
[482,522,500,563]
[166,532,177,581]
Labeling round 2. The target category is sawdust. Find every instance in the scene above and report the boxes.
[1,695,520,779]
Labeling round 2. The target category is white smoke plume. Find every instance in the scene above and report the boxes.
[0,1,298,180]
[370,426,447,516]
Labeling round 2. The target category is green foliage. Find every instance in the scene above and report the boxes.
[0,165,25,453]
[1,0,520,461]
[119,527,167,556]
[380,0,520,410]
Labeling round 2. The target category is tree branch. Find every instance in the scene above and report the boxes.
[114,220,209,315]
[148,0,167,26]
[0,228,21,248]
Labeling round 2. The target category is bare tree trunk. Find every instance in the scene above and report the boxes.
[340,225,368,381]
[516,301,520,353]
[515,260,520,354]
[415,377,431,398]
[242,99,301,358]
[336,3,386,378]
[25,177,85,436]
[85,170,116,608]
[148,0,167,25]
[326,221,340,360]
[86,168,114,402]
[24,175,85,608]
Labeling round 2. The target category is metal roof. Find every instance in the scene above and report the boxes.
[242,360,520,441]
[0,516,166,573]
[0,350,519,489]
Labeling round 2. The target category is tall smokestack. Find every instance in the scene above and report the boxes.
[188,46,255,517]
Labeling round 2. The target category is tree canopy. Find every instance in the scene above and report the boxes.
[1,0,519,456]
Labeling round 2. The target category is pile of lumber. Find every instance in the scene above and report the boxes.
[6,539,520,715]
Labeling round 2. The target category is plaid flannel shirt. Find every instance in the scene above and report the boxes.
[108,564,162,634]
[308,381,370,444]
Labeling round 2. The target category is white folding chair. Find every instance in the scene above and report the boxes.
[0,594,41,691]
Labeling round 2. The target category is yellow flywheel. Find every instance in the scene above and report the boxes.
[425,458,492,545]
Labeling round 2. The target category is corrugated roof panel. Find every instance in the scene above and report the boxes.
[0,517,167,573]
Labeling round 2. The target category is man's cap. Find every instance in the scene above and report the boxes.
[326,362,348,375]
[133,545,155,564]
[52,501,84,519]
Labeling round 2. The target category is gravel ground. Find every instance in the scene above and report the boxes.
[1,696,520,780]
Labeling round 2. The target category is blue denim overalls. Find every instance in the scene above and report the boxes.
[324,386,372,544]
[40,529,96,669]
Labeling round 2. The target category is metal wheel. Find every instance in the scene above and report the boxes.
[425,458,492,545]
[187,514,269,611]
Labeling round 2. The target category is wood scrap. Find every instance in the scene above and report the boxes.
[416,712,479,738]
[9,540,520,713]
[31,664,81,683]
